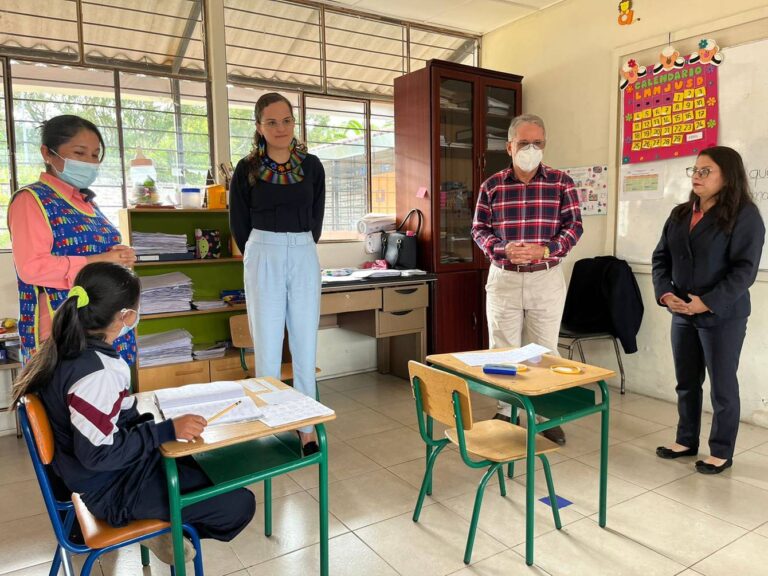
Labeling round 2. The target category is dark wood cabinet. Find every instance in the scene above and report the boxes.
[394,60,523,353]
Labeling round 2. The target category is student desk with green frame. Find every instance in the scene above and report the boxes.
[425,352,614,566]
[137,377,335,575]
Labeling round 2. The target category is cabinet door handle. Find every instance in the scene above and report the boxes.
[395,288,417,295]
[391,310,414,316]
[472,312,478,330]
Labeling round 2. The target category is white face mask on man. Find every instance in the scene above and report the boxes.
[513,145,543,173]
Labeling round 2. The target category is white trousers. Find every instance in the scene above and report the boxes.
[485,264,566,417]
[243,229,321,433]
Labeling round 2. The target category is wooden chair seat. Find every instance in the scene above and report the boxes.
[72,493,169,550]
[445,419,560,462]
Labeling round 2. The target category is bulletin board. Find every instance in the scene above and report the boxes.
[614,27,768,269]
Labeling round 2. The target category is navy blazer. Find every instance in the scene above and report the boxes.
[652,202,765,325]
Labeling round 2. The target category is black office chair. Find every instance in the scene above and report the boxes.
[558,257,643,395]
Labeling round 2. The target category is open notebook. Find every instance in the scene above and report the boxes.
[154,380,263,425]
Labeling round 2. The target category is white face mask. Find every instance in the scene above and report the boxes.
[514,145,543,173]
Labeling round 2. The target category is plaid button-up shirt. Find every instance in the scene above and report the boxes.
[471,164,583,267]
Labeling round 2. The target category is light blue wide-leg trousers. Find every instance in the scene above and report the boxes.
[243,229,321,433]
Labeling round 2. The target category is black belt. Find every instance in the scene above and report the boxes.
[493,260,559,273]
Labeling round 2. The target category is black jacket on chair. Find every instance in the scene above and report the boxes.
[651,203,765,326]
[562,257,644,354]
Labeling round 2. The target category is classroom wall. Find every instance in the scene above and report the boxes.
[483,0,768,425]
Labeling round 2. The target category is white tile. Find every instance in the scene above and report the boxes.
[343,381,415,408]
[345,426,426,467]
[614,396,680,427]
[577,442,694,490]
[246,532,398,576]
[513,517,685,576]
[287,439,381,490]
[316,391,367,414]
[448,549,553,575]
[388,450,500,502]
[692,532,768,576]
[751,441,768,456]
[228,491,348,567]
[514,459,647,517]
[655,473,768,530]
[325,407,403,440]
[0,514,59,573]
[599,491,746,566]
[321,372,379,393]
[356,504,507,575]
[570,410,668,442]
[371,398,421,427]
[0,452,35,486]
[100,539,244,576]
[308,468,429,531]
[0,480,46,524]
[247,473,304,504]
[555,422,622,459]
[755,520,768,538]
[725,450,768,492]
[441,479,583,547]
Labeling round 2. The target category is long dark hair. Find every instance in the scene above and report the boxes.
[11,262,140,406]
[245,92,295,183]
[40,114,106,162]
[671,146,754,233]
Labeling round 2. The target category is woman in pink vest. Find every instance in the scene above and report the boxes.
[8,115,137,364]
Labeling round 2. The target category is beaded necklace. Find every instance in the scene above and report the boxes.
[257,137,307,184]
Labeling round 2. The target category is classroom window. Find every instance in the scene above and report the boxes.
[0,62,11,249]
[119,73,211,201]
[409,27,479,72]
[10,60,123,227]
[305,97,368,241]
[370,101,396,215]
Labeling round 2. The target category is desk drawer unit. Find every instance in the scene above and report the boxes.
[377,308,426,336]
[138,360,210,391]
[382,284,428,312]
[210,354,250,380]
[321,289,381,315]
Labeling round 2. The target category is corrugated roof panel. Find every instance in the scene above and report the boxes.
[0,0,79,61]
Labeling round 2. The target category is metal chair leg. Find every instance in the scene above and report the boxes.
[413,443,446,522]
[539,455,562,530]
[611,337,626,394]
[464,464,500,564]
[497,466,506,497]
[575,339,586,363]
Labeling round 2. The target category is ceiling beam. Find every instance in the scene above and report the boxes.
[172,0,203,75]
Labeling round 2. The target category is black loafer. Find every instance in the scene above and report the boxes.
[695,458,732,474]
[492,413,511,423]
[542,425,566,445]
[656,446,698,459]
[301,441,320,456]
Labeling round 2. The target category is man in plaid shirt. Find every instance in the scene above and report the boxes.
[472,113,583,444]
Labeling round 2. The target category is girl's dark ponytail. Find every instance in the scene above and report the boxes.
[12,262,140,406]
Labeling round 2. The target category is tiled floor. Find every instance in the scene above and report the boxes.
[2,371,768,575]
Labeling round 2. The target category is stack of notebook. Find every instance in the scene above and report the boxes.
[137,329,193,367]
[140,272,193,314]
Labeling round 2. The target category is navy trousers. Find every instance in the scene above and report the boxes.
[670,314,747,459]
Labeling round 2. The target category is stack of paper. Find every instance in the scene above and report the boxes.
[192,343,227,360]
[132,232,188,255]
[140,272,193,314]
[356,213,396,235]
[192,300,228,311]
[138,329,193,367]
[258,389,335,428]
[350,269,401,279]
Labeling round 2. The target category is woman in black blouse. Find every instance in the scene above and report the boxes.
[229,93,325,454]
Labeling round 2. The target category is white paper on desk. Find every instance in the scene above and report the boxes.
[259,396,334,428]
[260,390,303,405]
[452,343,551,366]
[242,379,269,393]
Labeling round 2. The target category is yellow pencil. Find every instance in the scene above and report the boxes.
[207,399,242,424]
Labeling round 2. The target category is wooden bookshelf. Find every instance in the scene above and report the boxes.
[141,303,246,320]
[134,257,243,268]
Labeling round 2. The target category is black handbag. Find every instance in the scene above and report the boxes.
[380,209,423,269]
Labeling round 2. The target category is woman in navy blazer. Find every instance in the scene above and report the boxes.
[652,146,765,474]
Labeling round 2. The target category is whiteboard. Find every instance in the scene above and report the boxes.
[616,37,768,268]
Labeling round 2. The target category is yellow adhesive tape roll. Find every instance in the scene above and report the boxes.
[550,365,582,375]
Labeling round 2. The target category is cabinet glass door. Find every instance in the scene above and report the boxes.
[439,78,474,265]
[484,85,517,178]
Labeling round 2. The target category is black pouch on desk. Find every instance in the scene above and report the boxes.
[381,209,423,269]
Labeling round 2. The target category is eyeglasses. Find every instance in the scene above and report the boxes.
[686,167,713,178]
[259,118,295,130]
[514,140,546,150]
